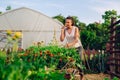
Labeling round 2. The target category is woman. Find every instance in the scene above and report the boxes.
[60,16,84,80]
[60,16,83,57]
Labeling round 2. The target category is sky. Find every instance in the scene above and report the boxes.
[0,0,120,24]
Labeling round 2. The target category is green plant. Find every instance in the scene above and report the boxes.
[28,68,66,80]
[26,45,84,69]
[104,77,119,80]
[0,45,84,80]
[84,51,109,74]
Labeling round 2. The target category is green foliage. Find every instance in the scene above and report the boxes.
[53,14,65,24]
[0,5,12,14]
[0,45,84,80]
[27,45,84,69]
[112,77,119,80]
[78,22,86,30]
[0,50,7,59]
[104,77,109,80]
[104,77,119,80]
[72,16,86,30]
[72,16,80,26]
[6,6,11,11]
[101,10,120,49]
[0,12,2,14]
[102,10,120,26]
[28,69,66,80]
[84,52,109,74]
[83,22,107,50]
[81,29,96,49]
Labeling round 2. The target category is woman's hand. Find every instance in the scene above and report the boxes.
[60,26,66,42]
[65,43,70,48]
[61,26,66,29]
[61,26,65,33]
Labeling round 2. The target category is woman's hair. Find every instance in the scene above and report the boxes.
[65,16,74,26]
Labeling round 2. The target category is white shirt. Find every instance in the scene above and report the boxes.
[65,26,82,48]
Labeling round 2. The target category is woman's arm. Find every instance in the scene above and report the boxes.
[60,26,66,42]
[66,27,80,47]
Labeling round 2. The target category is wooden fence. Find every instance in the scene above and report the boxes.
[107,17,120,78]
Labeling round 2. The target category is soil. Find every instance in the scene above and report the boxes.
[83,73,111,80]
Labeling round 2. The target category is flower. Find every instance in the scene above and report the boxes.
[6,30,12,35]
[37,42,41,46]
[12,35,17,40]
[23,53,28,56]
[50,53,54,57]
[46,71,49,74]
[45,50,50,55]
[33,42,37,46]
[64,73,71,79]
[28,70,32,76]
[14,32,22,38]
[34,53,38,57]
[39,51,42,56]
[59,58,62,62]
[68,57,74,62]
[18,47,24,52]
[44,55,47,59]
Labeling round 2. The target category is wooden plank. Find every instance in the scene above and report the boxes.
[109,25,120,33]
[109,50,120,53]
[108,57,120,61]
[116,25,120,30]
[109,28,116,33]
[108,71,120,78]
[115,53,120,56]
[108,18,120,79]
[107,63,120,66]
[110,34,120,40]
[108,40,120,43]
[109,19,120,28]
[111,46,120,49]
[115,71,120,74]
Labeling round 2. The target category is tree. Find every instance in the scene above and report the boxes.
[101,10,120,49]
[81,29,96,49]
[102,10,120,27]
[53,14,65,24]
[0,11,2,14]
[0,6,12,14]
[78,22,86,30]
[72,16,80,26]
[72,16,86,30]
[6,6,12,11]
[102,10,120,36]
[80,22,105,50]
[53,15,86,30]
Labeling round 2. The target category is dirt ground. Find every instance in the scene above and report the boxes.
[83,73,111,80]
[66,68,111,80]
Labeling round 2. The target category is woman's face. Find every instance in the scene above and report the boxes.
[65,19,72,28]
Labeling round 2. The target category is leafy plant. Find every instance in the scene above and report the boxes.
[84,51,109,74]
[0,45,84,80]
[104,77,119,80]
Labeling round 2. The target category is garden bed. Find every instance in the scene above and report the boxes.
[0,45,84,80]
[1,44,120,80]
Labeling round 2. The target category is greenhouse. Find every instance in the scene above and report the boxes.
[0,7,63,49]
